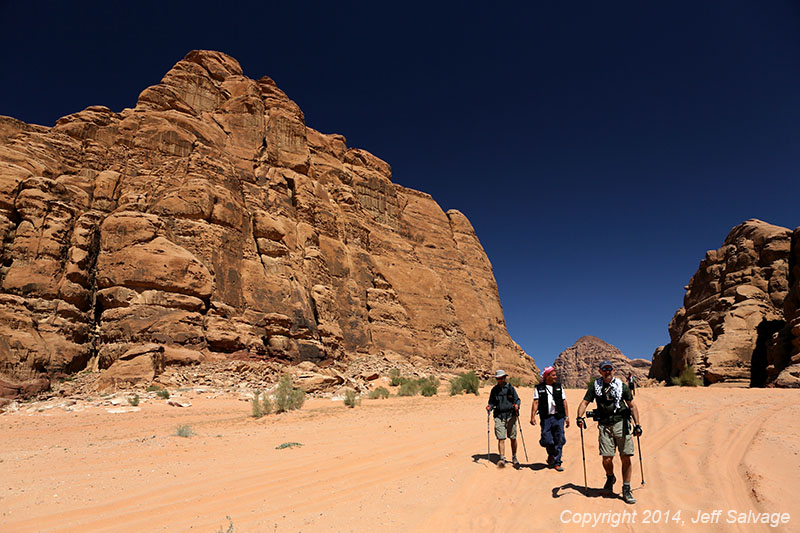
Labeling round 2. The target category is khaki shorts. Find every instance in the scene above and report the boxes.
[598,420,634,456]
[494,414,518,440]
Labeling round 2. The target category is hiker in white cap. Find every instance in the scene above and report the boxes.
[485,370,521,467]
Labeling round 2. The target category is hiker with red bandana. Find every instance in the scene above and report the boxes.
[530,366,569,471]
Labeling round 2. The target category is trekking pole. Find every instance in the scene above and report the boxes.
[637,434,645,485]
[579,422,587,491]
[487,411,491,462]
[518,419,529,462]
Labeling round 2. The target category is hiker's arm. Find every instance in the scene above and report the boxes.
[530,398,538,425]
[576,399,589,428]
[486,388,496,412]
[563,397,570,428]
[627,398,640,425]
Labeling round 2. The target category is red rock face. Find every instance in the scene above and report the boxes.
[553,336,650,389]
[771,227,800,387]
[0,50,537,396]
[651,219,795,387]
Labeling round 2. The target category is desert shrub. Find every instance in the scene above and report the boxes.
[274,376,305,413]
[251,391,264,418]
[398,380,420,396]
[128,394,140,406]
[262,395,273,415]
[420,383,438,396]
[417,375,439,396]
[175,424,193,437]
[389,368,402,386]
[450,371,480,396]
[368,387,390,399]
[423,375,440,389]
[146,384,161,392]
[671,366,701,387]
[343,389,361,408]
[156,389,170,399]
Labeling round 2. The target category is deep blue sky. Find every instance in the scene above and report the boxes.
[2,1,798,368]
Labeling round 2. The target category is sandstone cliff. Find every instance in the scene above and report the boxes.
[553,336,650,388]
[767,227,800,386]
[0,50,538,397]
[650,219,797,386]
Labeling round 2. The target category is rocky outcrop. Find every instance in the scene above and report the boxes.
[0,50,537,395]
[553,336,650,388]
[767,228,800,387]
[650,220,792,386]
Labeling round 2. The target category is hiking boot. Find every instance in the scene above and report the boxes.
[603,474,616,493]
[546,455,555,466]
[622,485,636,504]
[498,456,506,468]
[554,464,564,472]
[512,456,520,467]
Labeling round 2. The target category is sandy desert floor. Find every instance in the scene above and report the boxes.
[1,386,799,532]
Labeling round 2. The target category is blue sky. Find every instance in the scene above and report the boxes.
[2,1,798,368]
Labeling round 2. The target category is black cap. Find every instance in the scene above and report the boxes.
[599,360,614,370]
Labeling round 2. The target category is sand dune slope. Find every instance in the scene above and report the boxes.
[1,387,798,532]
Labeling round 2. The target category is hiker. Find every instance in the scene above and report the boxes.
[486,369,521,467]
[576,360,642,504]
[530,366,569,471]
[627,372,636,397]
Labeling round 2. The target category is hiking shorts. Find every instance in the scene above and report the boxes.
[494,414,518,440]
[598,420,634,456]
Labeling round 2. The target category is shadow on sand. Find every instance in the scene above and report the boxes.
[552,482,622,499]
[471,453,549,471]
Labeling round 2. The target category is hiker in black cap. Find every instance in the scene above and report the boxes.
[486,370,521,467]
[576,360,642,504]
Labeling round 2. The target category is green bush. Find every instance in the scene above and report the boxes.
[175,424,193,438]
[252,391,264,418]
[671,366,701,387]
[368,386,390,399]
[262,395,273,415]
[128,394,140,406]
[274,376,305,413]
[389,368,402,386]
[146,384,161,392]
[398,380,420,396]
[156,389,170,400]
[344,389,361,408]
[420,383,438,396]
[450,371,480,396]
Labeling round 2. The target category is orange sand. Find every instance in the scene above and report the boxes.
[1,387,798,532]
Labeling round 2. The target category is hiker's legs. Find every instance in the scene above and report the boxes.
[510,438,517,456]
[621,454,632,483]
[498,438,506,457]
[552,419,565,465]
[602,455,614,476]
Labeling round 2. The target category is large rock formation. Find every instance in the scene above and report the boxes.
[767,227,800,387]
[650,219,793,386]
[553,336,650,388]
[0,50,537,397]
